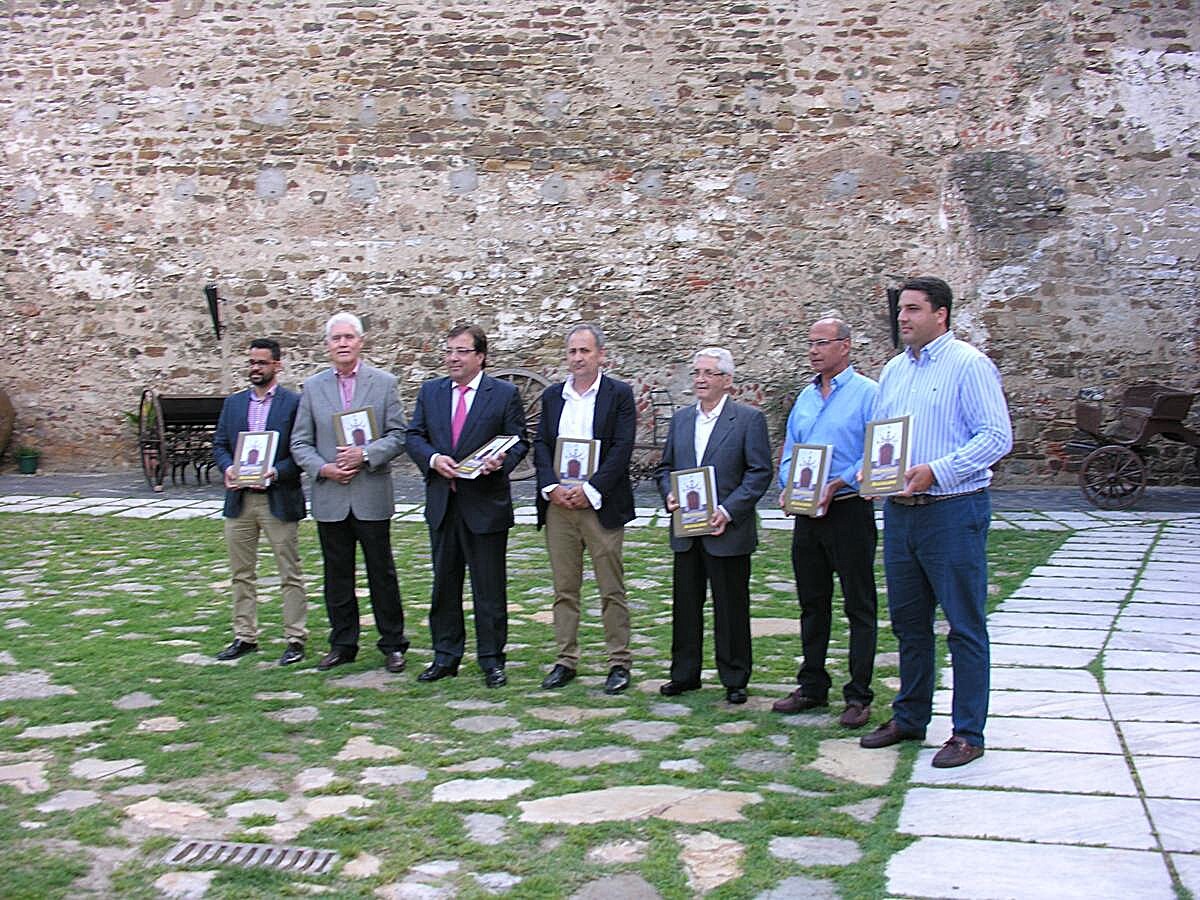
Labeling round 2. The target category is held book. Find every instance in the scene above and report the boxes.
[860,415,911,496]
[454,434,521,479]
[333,406,379,448]
[233,430,279,487]
[783,443,832,516]
[553,436,601,486]
[670,465,719,538]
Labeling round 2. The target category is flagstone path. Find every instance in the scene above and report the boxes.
[0,492,1196,898]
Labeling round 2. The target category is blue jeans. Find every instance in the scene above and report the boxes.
[883,491,991,747]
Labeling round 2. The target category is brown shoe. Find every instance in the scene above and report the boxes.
[859,718,925,749]
[839,702,870,729]
[771,688,828,714]
[931,736,985,768]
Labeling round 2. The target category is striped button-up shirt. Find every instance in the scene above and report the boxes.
[874,330,1012,494]
[247,384,276,433]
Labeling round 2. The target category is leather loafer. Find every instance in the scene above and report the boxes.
[215,639,259,661]
[725,687,748,704]
[316,648,356,671]
[384,651,406,674]
[771,688,828,714]
[659,680,701,697]
[860,718,926,749]
[277,642,305,667]
[603,665,631,695]
[541,664,576,690]
[839,702,871,729]
[417,661,460,682]
[931,736,985,768]
[483,666,507,688]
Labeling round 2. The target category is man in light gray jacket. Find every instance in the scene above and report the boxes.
[291,312,410,673]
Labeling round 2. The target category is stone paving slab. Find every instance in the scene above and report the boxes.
[926,714,1122,754]
[1131,756,1200,800]
[911,749,1138,795]
[1145,798,1200,852]
[989,644,1098,668]
[988,626,1110,650]
[1104,650,1200,671]
[1121,721,1200,756]
[974,666,1100,693]
[933,690,1112,720]
[1104,694,1200,724]
[897,787,1156,848]
[886,837,1175,900]
[1104,670,1200,695]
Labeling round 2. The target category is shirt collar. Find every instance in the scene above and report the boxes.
[455,371,484,393]
[811,364,856,390]
[335,361,361,379]
[696,393,728,422]
[564,371,603,401]
[905,330,955,363]
[250,384,277,402]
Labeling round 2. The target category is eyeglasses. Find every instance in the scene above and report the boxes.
[444,347,479,357]
[808,338,849,349]
[690,368,730,379]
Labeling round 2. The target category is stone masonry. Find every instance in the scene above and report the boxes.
[1,1,1197,482]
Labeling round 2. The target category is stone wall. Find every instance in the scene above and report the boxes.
[2,0,1198,483]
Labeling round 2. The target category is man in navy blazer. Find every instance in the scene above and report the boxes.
[656,347,772,704]
[406,324,528,688]
[291,313,411,674]
[534,324,637,694]
[212,338,309,667]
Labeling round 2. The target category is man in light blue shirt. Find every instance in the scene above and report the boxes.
[771,317,879,730]
[860,276,1013,769]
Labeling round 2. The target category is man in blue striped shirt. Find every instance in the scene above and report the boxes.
[772,317,879,729]
[859,276,1013,769]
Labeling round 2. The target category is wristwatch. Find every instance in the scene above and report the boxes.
[361,447,369,467]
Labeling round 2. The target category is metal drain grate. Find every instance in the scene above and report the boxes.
[162,839,339,876]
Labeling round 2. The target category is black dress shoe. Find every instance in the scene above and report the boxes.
[725,687,748,704]
[277,642,305,667]
[483,666,507,689]
[541,664,576,690]
[603,666,631,695]
[384,651,406,674]
[215,639,259,661]
[316,648,356,671]
[417,661,460,682]
[659,680,701,697]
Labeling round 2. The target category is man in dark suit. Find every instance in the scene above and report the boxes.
[291,313,410,674]
[406,324,528,688]
[657,346,772,704]
[212,338,309,666]
[534,324,637,694]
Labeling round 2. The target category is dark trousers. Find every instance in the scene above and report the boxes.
[670,542,752,689]
[317,513,408,655]
[791,496,879,705]
[428,494,508,670]
[884,491,992,747]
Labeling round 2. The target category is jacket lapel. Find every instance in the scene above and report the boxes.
[592,378,612,439]
[678,406,699,469]
[700,401,736,466]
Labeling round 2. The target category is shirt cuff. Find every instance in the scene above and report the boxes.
[582,483,602,510]
[541,483,559,500]
[718,504,731,522]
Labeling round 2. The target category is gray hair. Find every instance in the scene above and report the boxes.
[324,312,364,340]
[565,322,606,349]
[813,316,851,340]
[694,346,735,376]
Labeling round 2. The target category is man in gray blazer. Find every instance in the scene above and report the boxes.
[656,347,772,704]
[291,312,410,674]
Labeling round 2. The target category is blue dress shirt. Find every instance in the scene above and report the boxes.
[778,365,878,494]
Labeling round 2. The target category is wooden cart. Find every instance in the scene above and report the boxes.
[1070,382,1200,509]
[137,389,226,491]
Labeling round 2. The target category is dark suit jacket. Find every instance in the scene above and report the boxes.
[213,386,306,523]
[534,374,636,531]
[406,373,529,534]
[656,398,772,557]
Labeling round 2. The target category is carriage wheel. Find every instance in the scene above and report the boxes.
[1079,445,1146,510]
[490,368,550,481]
[137,389,165,492]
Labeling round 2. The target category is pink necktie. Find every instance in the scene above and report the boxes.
[451,384,469,447]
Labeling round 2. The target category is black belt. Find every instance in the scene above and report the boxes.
[888,487,986,507]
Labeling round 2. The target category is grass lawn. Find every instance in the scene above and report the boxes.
[0,513,1064,899]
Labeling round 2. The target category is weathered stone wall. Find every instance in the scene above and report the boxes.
[2,0,1198,483]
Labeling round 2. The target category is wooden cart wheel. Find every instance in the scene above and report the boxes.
[490,367,550,481]
[1079,445,1146,510]
[138,389,165,492]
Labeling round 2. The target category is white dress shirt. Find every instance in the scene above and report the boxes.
[543,373,604,509]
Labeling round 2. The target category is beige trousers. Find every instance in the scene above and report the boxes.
[224,491,308,644]
[545,503,631,669]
